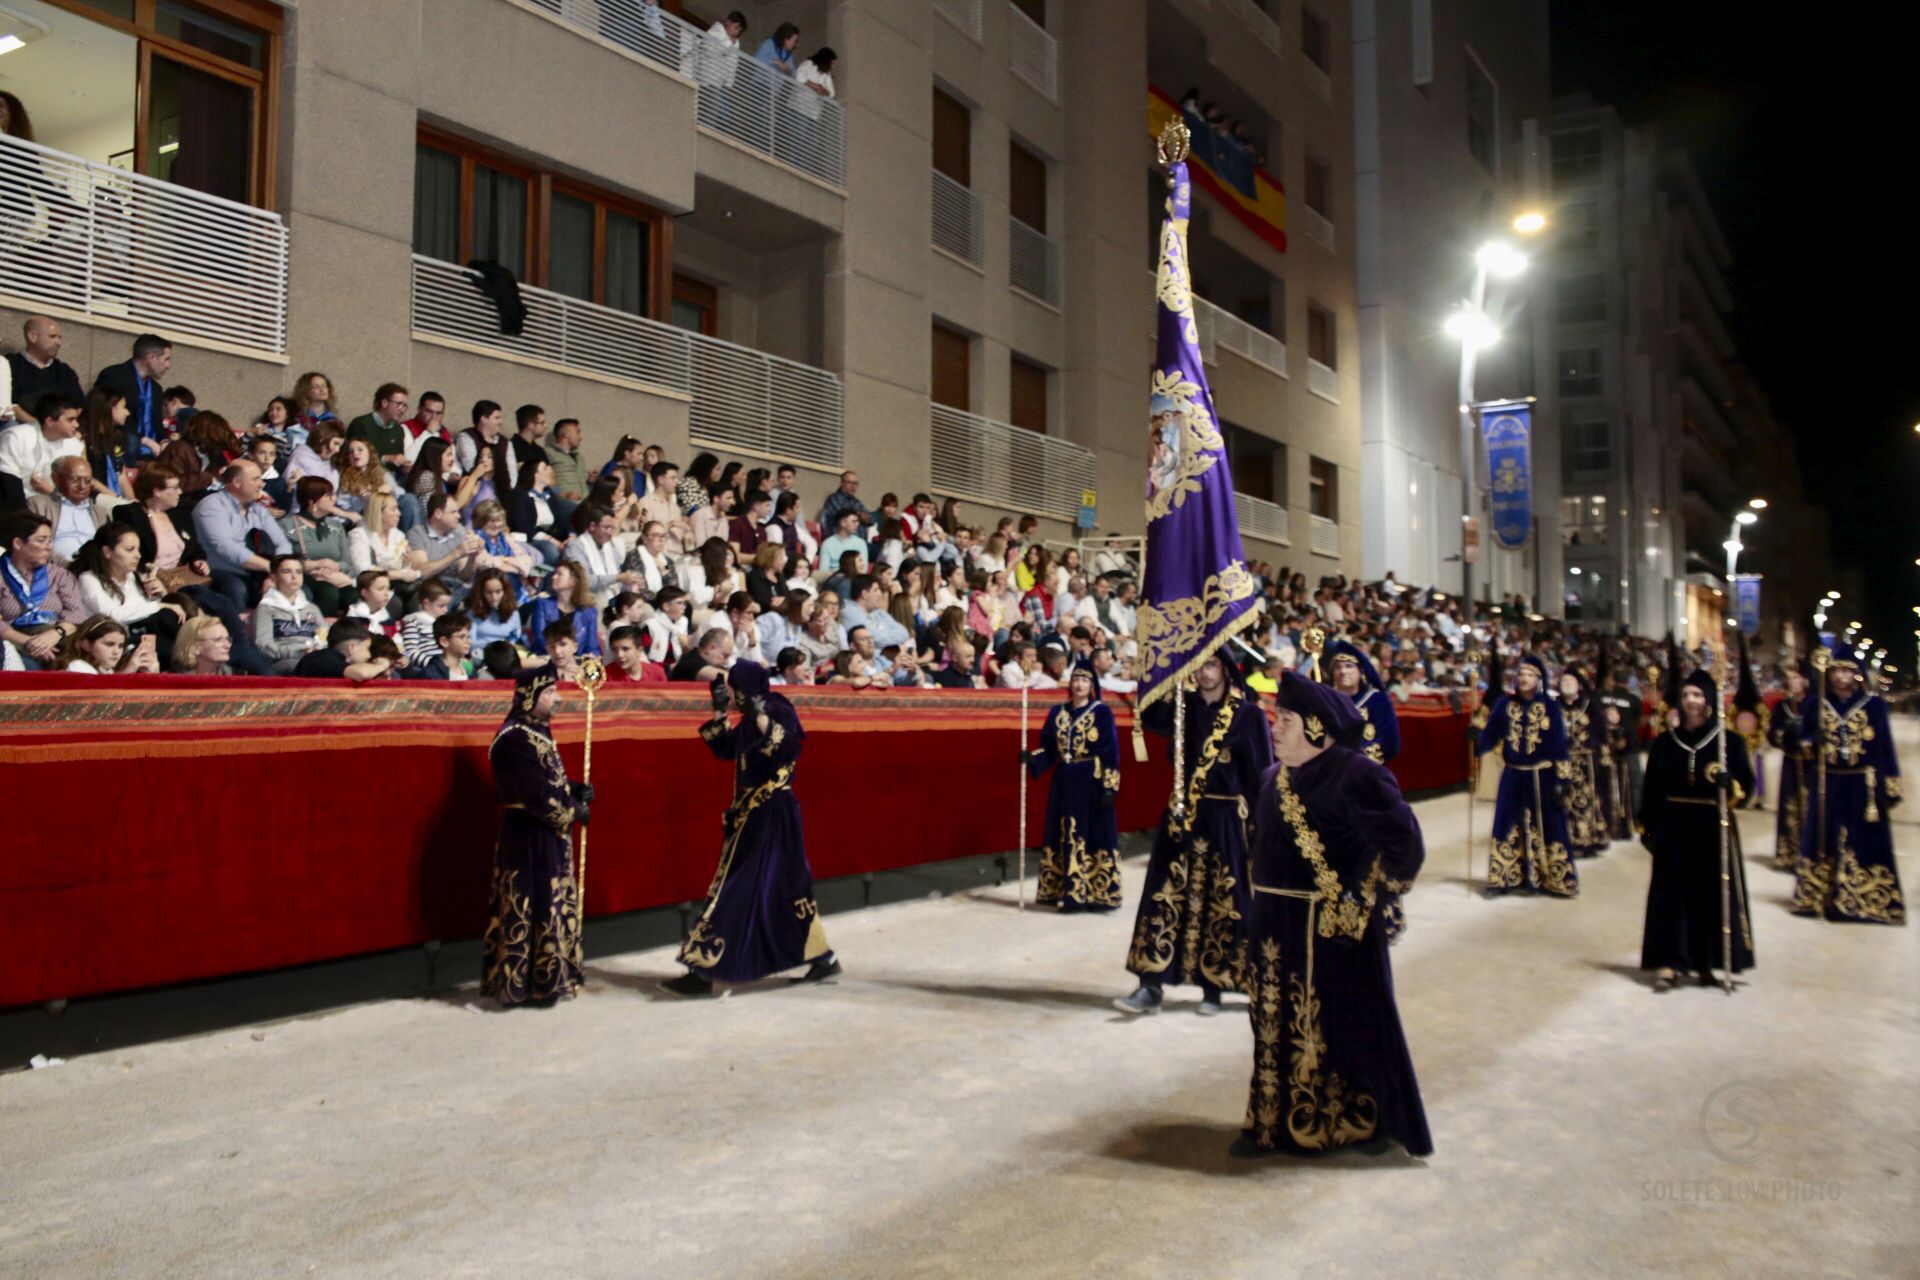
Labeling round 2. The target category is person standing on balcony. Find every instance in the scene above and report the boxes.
[755,22,799,75]
[7,318,84,425]
[695,10,746,113]
[794,47,838,117]
[91,334,173,454]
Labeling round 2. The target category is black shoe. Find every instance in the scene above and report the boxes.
[791,956,842,985]
[659,972,714,998]
[1228,1134,1279,1160]
[1112,985,1163,1015]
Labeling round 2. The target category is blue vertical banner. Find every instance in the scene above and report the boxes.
[1135,127,1257,712]
[1479,403,1533,551]
[1734,573,1762,637]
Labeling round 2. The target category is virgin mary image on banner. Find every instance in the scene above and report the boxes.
[1148,391,1186,504]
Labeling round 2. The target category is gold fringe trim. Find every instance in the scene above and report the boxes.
[1136,606,1262,715]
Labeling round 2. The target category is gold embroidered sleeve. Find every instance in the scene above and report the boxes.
[545,797,577,833]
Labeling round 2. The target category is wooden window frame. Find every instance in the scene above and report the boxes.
[672,274,719,337]
[40,0,281,208]
[416,126,672,321]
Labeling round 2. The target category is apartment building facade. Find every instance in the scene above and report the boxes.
[0,0,1362,575]
[1352,0,1553,607]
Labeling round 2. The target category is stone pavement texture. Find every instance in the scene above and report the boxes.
[3,729,1915,1279]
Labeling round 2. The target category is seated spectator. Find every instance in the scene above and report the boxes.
[472,498,540,600]
[253,555,325,673]
[244,434,291,513]
[688,484,735,548]
[253,396,297,452]
[726,590,766,666]
[827,648,875,689]
[744,541,788,613]
[193,459,291,609]
[366,634,405,679]
[543,417,589,514]
[336,434,417,529]
[399,578,455,667]
[28,456,107,565]
[409,612,473,680]
[345,382,412,475]
[479,639,521,681]
[729,488,772,555]
[405,492,484,597]
[565,503,636,607]
[524,559,600,657]
[819,509,867,578]
[772,645,812,687]
[7,317,86,426]
[507,457,568,567]
[542,618,581,682]
[57,615,151,674]
[996,641,1042,689]
[283,420,345,506]
[279,476,360,616]
[784,553,815,597]
[820,549,861,603]
[637,460,690,554]
[293,617,392,682]
[172,613,235,675]
[816,469,868,534]
[0,510,89,667]
[757,589,810,658]
[75,522,182,660]
[605,623,667,683]
[403,438,484,516]
[684,537,743,619]
[78,387,134,501]
[1092,646,1137,695]
[603,589,647,636]
[931,635,979,689]
[0,394,84,497]
[642,585,690,666]
[400,391,451,468]
[670,624,733,682]
[762,490,817,564]
[288,370,342,452]
[346,491,422,587]
[347,570,402,635]
[467,568,526,649]
[621,520,675,602]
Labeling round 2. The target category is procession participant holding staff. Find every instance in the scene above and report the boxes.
[1023,660,1123,913]
[1475,654,1577,897]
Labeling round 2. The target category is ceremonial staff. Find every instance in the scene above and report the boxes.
[575,656,607,930]
[1464,648,1480,897]
[1812,646,1830,895]
[1017,682,1029,911]
[1713,644,1735,995]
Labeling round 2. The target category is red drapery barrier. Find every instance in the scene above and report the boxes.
[0,675,1471,1007]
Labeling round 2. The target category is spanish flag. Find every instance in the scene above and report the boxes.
[1148,85,1288,255]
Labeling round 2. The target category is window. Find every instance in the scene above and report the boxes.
[1465,53,1497,173]
[0,0,281,206]
[1305,157,1332,218]
[1555,274,1605,324]
[413,130,665,316]
[933,88,972,186]
[1307,303,1337,367]
[1559,494,1608,546]
[1562,412,1611,478]
[1010,356,1048,432]
[1559,347,1602,396]
[1552,129,1603,188]
[1009,140,1048,233]
[1301,9,1329,71]
[1012,0,1046,23]
[1309,456,1338,519]
[1559,200,1598,253]
[671,275,718,337]
[1224,423,1284,503]
[931,322,972,411]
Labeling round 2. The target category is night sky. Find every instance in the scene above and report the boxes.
[1551,6,1919,667]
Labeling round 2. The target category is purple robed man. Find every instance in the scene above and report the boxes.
[1235,671,1431,1160]
[661,662,839,996]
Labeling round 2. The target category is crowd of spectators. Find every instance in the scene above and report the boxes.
[4,316,1735,702]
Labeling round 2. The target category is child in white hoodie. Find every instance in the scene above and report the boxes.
[252,555,325,674]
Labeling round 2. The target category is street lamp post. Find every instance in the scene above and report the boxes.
[1449,234,1533,619]
[1712,497,1763,998]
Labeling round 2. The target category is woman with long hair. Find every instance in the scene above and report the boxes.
[347,491,421,583]
[685,536,741,618]
[78,387,134,500]
[75,522,182,661]
[404,437,483,514]
[743,466,771,498]
[332,435,390,520]
[255,396,297,447]
[600,435,644,483]
[56,616,143,674]
[1051,546,1082,598]
[183,411,243,472]
[716,461,745,504]
[1015,542,1051,594]
[936,561,968,612]
[508,456,567,565]
[467,567,526,649]
[978,531,1009,574]
[679,452,719,514]
[287,370,340,452]
[523,559,600,656]
[283,419,345,508]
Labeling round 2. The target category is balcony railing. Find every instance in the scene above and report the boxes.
[1300,203,1336,252]
[1234,491,1291,545]
[933,0,983,40]
[410,255,843,469]
[1009,2,1059,101]
[933,170,985,265]
[1211,305,1289,376]
[0,133,287,357]
[930,402,1096,521]
[1309,513,1341,557]
[527,0,845,187]
[1306,356,1340,403]
[1009,216,1060,305]
[1221,0,1283,56]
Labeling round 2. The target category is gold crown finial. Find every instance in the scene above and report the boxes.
[1157,118,1191,167]
[1301,626,1326,657]
[576,655,608,694]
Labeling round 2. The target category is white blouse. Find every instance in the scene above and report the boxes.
[79,571,162,624]
[348,526,412,575]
